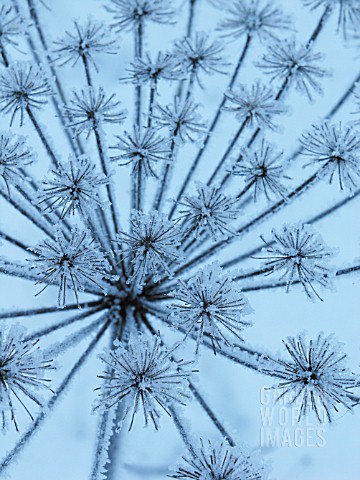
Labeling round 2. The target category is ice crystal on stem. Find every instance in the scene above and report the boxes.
[94,333,192,430]
[63,87,126,138]
[0,63,52,126]
[176,183,240,240]
[170,439,268,480]
[0,324,53,433]
[116,210,181,285]
[300,121,360,192]
[170,263,251,354]
[258,223,334,300]
[217,0,291,42]
[258,40,329,100]
[223,82,284,130]
[30,227,112,308]
[231,139,290,200]
[263,333,356,422]
[39,155,108,218]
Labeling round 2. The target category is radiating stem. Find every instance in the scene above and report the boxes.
[26,106,60,168]
[0,300,103,320]
[0,229,32,254]
[153,140,176,211]
[169,34,252,219]
[186,0,197,37]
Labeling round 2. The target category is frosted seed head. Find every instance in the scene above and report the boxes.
[39,154,109,218]
[94,332,193,430]
[217,0,292,43]
[30,227,113,308]
[0,62,52,126]
[0,132,35,192]
[262,332,357,422]
[300,121,360,192]
[63,86,126,137]
[170,262,252,354]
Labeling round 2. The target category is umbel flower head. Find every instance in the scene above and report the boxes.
[105,0,175,32]
[300,121,360,192]
[173,32,228,85]
[30,227,112,308]
[0,62,52,126]
[63,86,126,138]
[116,210,181,286]
[231,139,290,200]
[223,82,284,130]
[263,332,356,422]
[153,98,207,145]
[94,333,192,430]
[52,19,116,70]
[39,154,108,218]
[170,263,252,354]
[258,39,328,100]
[302,0,360,39]
[0,132,35,193]
[0,324,54,433]
[170,439,269,480]
[217,0,291,43]
[258,223,334,300]
[111,126,170,177]
[176,182,240,240]
[123,52,182,88]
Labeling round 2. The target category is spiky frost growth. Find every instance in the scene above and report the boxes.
[39,155,108,218]
[111,127,170,177]
[94,333,192,430]
[302,0,360,39]
[258,223,335,300]
[30,227,112,308]
[0,133,35,192]
[176,183,240,240]
[0,63,52,126]
[300,122,360,192]
[173,33,228,85]
[63,86,126,138]
[153,98,207,145]
[170,439,268,480]
[217,0,291,42]
[123,52,182,87]
[0,4,26,54]
[223,82,284,130]
[263,333,356,422]
[170,263,251,354]
[105,0,175,31]
[0,324,53,433]
[258,40,328,100]
[231,139,290,200]
[115,210,181,285]
[52,19,116,70]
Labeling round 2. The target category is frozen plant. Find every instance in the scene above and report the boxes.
[0,0,360,479]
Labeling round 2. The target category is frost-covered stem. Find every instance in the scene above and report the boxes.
[234,267,277,281]
[185,68,196,100]
[327,70,360,118]
[169,34,252,219]
[189,382,235,446]
[170,407,197,458]
[0,190,56,240]
[0,318,111,476]
[24,307,104,342]
[0,300,103,320]
[153,140,177,211]
[91,322,126,480]
[134,19,143,126]
[187,0,197,37]
[26,106,60,168]
[93,124,121,237]
[82,53,93,87]
[165,165,326,280]
[134,161,143,211]
[307,5,332,46]
[22,0,83,157]
[147,82,156,128]
[0,46,9,67]
[0,229,32,254]
[207,117,249,186]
